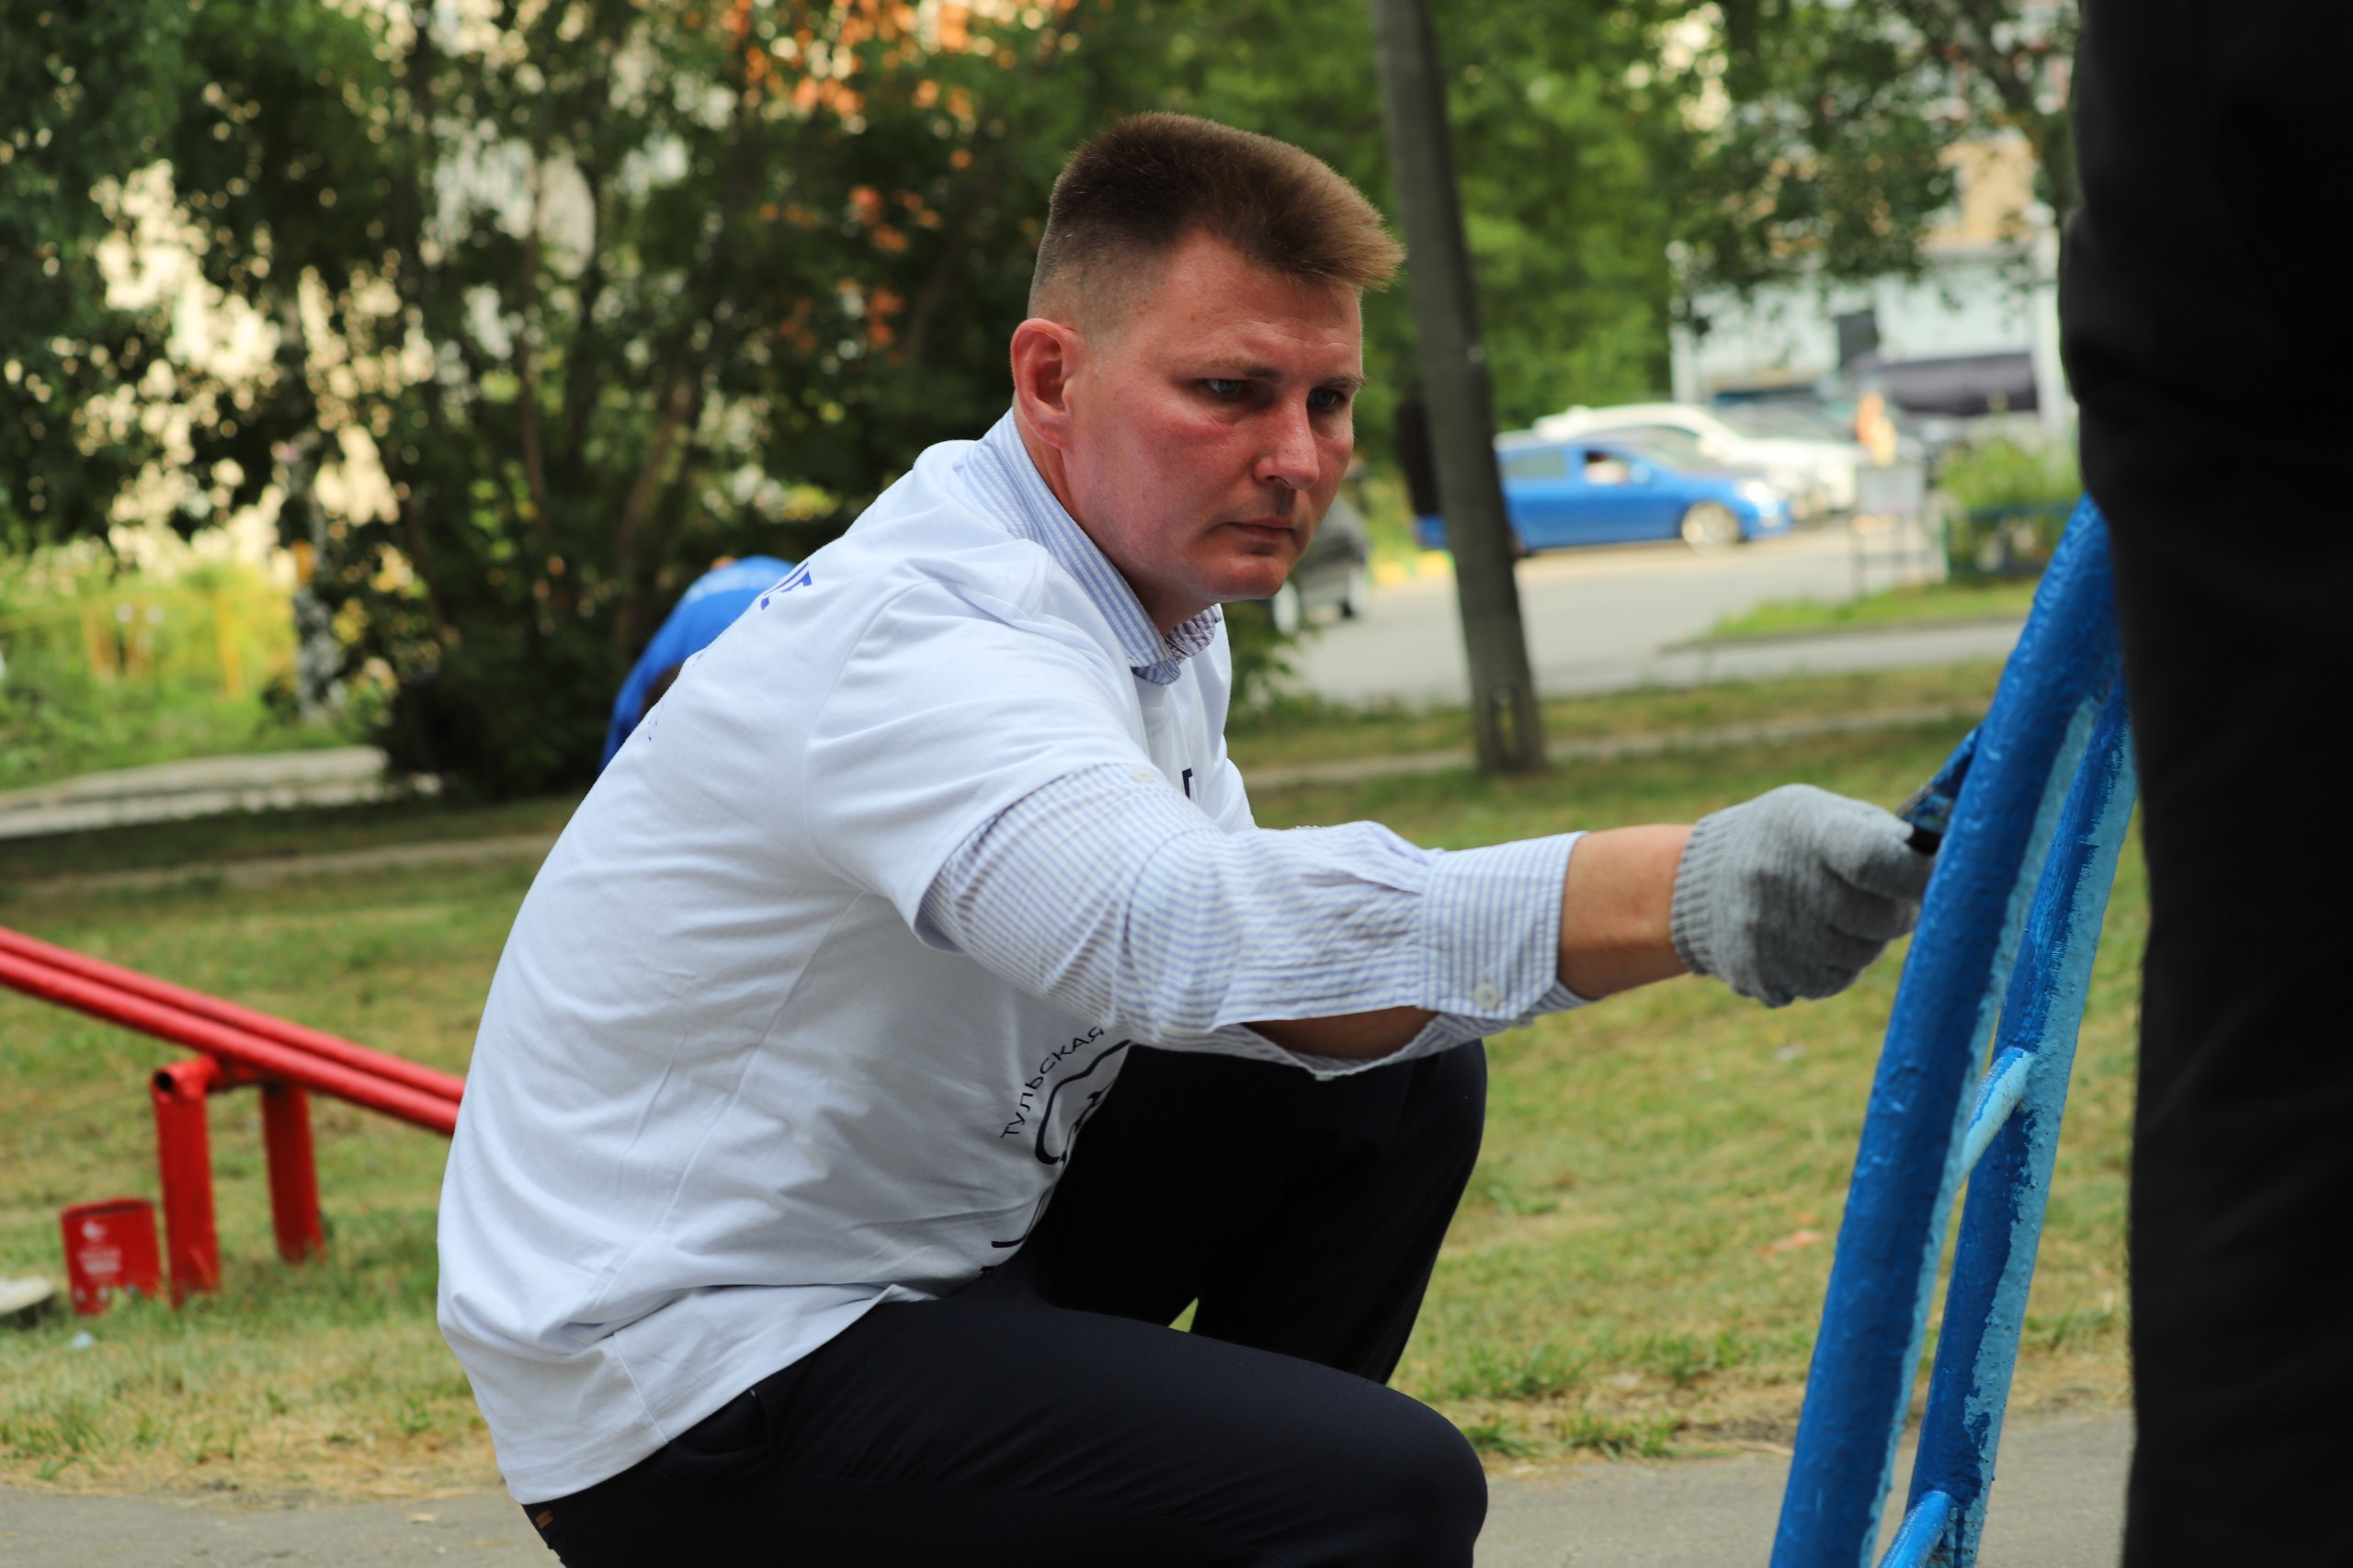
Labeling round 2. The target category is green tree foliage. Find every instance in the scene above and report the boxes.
[1688,0,2075,301]
[11,0,1157,793]
[1136,0,1687,433]
[5,0,2065,793]
[0,0,193,544]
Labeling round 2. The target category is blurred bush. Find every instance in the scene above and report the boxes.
[0,551,317,790]
[1938,436,2080,580]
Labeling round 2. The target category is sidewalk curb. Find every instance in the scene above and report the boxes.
[4,833,563,900]
[1241,703,1979,791]
[7,704,1983,899]
[1668,612,2029,653]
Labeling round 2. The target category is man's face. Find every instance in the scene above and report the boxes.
[1043,233,1364,631]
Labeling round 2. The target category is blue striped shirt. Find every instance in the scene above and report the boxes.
[918,415,1587,1073]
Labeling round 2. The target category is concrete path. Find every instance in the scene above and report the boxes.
[17,832,565,898]
[0,1484,543,1564]
[1477,1412,2130,1567]
[1298,530,2018,708]
[0,1412,2127,1564]
[0,749,418,841]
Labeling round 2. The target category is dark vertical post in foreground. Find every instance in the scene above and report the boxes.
[1369,0,1545,773]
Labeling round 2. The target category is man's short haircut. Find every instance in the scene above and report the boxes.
[1029,114,1403,325]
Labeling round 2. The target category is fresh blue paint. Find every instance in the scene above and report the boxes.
[1956,1047,2036,1173]
[1412,433,1793,554]
[1879,1489,1958,1568]
[1771,499,2126,1567]
[1904,683,2137,1562]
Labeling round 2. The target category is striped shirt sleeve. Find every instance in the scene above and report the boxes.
[916,763,1589,1075]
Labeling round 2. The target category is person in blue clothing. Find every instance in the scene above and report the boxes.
[598,555,796,769]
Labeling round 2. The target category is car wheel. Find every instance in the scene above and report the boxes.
[1680,502,1742,553]
[1268,582,1303,635]
[1338,564,1371,619]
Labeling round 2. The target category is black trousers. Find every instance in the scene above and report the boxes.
[523,1043,1491,1566]
[2064,4,2353,1562]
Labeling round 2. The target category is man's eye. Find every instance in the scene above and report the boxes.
[1200,378,1248,400]
[1307,387,1351,415]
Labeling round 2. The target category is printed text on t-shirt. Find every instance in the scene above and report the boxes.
[1000,1027,1106,1141]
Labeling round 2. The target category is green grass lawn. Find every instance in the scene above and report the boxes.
[0,672,2134,1500]
[1699,577,2040,644]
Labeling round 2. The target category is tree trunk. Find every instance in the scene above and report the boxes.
[1370,0,1545,774]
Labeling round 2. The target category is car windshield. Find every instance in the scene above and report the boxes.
[1581,424,1712,461]
[1600,434,1710,472]
[1714,404,1854,443]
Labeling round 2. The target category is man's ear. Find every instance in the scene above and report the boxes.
[1010,317,1085,453]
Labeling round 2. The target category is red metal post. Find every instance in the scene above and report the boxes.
[259,1083,325,1263]
[150,1057,222,1304]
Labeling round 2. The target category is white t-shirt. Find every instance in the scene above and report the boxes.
[438,426,1583,1502]
[438,436,1275,1500]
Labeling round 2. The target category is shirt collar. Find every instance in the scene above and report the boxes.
[969,411,1221,686]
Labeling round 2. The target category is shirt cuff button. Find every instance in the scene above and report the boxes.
[1474,983,1502,1011]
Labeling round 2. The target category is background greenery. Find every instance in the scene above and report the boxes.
[0,549,353,791]
[1938,434,2082,579]
[5,0,2075,796]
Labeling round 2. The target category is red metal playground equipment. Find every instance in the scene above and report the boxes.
[0,926,461,1304]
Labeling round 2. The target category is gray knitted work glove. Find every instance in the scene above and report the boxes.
[1670,784,1932,1007]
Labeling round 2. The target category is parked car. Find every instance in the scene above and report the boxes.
[1415,434,1794,556]
[1710,387,1934,470]
[1532,400,1868,517]
[1242,494,1372,633]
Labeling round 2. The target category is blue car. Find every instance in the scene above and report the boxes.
[1415,432,1793,555]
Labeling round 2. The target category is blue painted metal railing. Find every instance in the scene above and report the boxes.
[1771,498,2138,1568]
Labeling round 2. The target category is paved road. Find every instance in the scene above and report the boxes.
[0,1413,2127,1565]
[1297,528,2020,708]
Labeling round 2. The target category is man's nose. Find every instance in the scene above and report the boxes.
[1256,400,1320,492]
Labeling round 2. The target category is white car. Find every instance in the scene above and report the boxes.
[1532,402,1867,517]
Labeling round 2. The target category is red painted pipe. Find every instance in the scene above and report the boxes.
[0,926,462,1104]
[152,1058,223,1304]
[0,950,459,1137]
[261,1083,327,1264]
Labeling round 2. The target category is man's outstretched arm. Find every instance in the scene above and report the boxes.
[922,769,1929,1066]
[1247,823,1689,1059]
[1254,787,1929,1058]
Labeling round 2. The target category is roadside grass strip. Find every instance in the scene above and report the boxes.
[1696,579,2039,645]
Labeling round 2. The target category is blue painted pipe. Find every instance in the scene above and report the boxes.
[1956,1047,2037,1174]
[1771,500,2122,1566]
[1904,683,2138,1562]
[1879,1489,1958,1568]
